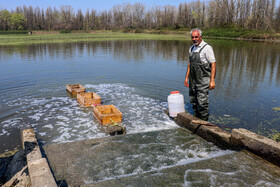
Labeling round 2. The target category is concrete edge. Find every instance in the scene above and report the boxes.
[21,129,57,187]
[2,166,29,187]
[167,111,280,166]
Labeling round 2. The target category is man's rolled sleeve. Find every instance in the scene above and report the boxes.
[206,45,216,63]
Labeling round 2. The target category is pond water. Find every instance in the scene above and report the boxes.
[0,39,279,154]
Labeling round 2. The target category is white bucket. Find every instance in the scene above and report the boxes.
[168,91,185,117]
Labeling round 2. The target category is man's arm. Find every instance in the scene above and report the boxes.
[209,62,216,90]
[184,62,190,87]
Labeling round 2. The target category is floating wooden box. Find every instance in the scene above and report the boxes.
[66,84,86,96]
[77,92,101,107]
[93,105,122,125]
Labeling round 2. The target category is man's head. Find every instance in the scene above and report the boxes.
[190,28,202,46]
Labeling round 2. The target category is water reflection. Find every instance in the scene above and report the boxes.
[1,40,279,97]
[0,40,279,150]
[0,40,189,62]
[213,40,280,93]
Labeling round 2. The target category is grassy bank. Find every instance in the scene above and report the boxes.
[0,29,279,46]
[202,28,279,39]
[0,31,189,46]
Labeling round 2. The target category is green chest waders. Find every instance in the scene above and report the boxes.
[189,44,211,121]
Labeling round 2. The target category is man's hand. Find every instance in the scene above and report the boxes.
[209,62,216,90]
[209,80,215,90]
[184,79,189,87]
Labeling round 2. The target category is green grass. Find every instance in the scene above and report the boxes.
[0,29,278,46]
[0,30,28,35]
[0,31,189,46]
[272,133,280,142]
[273,107,280,111]
[203,28,277,39]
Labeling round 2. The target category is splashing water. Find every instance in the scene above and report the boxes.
[0,83,177,146]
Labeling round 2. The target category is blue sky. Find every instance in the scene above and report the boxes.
[0,0,188,12]
[1,0,279,13]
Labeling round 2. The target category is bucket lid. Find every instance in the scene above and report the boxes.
[171,91,180,94]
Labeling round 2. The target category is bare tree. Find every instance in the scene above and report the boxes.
[144,9,153,29]
[60,5,74,30]
[1,1,280,31]
[275,5,280,31]
[112,5,124,29]
[75,9,84,30]
[84,9,90,30]
[133,3,145,28]
[123,3,133,28]
[90,9,97,30]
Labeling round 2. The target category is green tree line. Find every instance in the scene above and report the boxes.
[0,0,280,31]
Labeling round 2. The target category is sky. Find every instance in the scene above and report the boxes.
[0,0,189,13]
[1,0,279,13]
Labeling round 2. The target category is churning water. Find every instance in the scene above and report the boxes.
[1,83,178,146]
[1,39,280,185]
[1,40,279,153]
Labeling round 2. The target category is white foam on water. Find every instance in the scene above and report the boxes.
[87,150,235,184]
[83,130,235,184]
[1,118,23,128]
[183,164,280,186]
[85,83,177,133]
[151,150,234,174]
[183,169,238,187]
[255,180,280,187]
[0,84,185,158]
[0,129,8,136]
[0,117,24,137]
[0,83,176,144]
[44,124,54,129]
[39,132,47,136]
[29,113,43,121]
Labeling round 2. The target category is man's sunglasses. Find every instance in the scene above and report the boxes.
[191,36,200,38]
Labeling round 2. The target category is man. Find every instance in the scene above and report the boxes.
[184,28,216,121]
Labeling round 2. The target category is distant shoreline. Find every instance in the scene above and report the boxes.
[0,30,279,46]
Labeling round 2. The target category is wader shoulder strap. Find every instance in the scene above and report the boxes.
[191,45,195,52]
[198,44,208,53]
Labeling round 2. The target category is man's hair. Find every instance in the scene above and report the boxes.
[190,28,202,36]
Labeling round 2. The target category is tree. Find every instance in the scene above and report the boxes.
[133,3,145,28]
[84,9,90,30]
[1,1,280,31]
[276,6,280,31]
[152,5,162,29]
[45,7,53,30]
[144,9,153,29]
[112,5,123,29]
[162,5,176,28]
[90,9,97,30]
[123,3,133,28]
[10,13,26,30]
[0,10,11,30]
[60,5,74,30]
[75,9,84,30]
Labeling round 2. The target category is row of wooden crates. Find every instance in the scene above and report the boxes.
[66,84,122,125]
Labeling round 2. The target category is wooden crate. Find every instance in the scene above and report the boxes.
[66,84,86,96]
[93,105,122,125]
[77,92,101,107]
